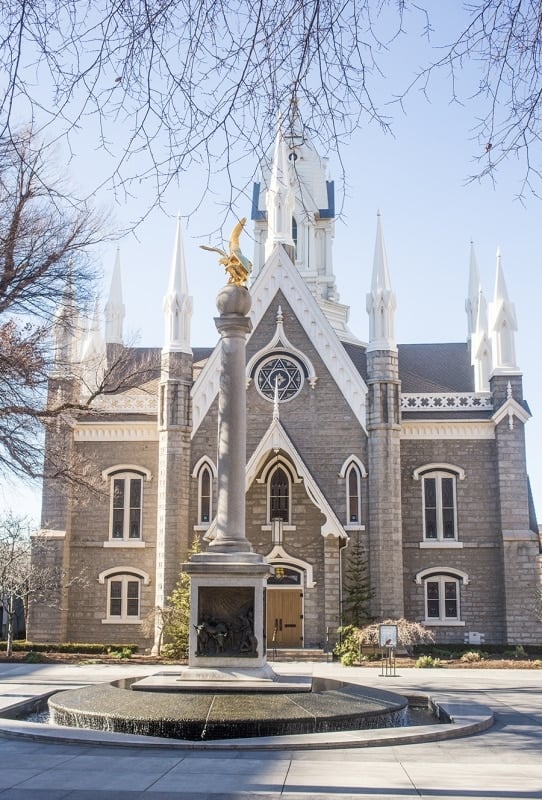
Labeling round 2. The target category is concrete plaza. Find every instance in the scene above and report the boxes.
[0,659,540,799]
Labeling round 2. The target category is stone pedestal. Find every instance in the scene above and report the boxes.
[183,282,273,677]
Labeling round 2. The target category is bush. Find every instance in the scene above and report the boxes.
[460,650,484,663]
[333,625,361,666]
[23,650,46,663]
[0,641,139,655]
[415,655,443,668]
[108,647,133,660]
[358,618,435,654]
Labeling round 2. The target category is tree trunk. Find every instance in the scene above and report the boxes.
[5,594,14,657]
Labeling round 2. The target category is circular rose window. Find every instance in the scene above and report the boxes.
[255,355,304,401]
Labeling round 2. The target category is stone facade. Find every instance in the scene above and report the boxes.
[29,131,541,651]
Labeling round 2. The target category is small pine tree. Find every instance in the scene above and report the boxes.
[342,533,374,628]
[161,534,202,658]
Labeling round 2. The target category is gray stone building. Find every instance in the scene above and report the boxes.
[29,125,541,652]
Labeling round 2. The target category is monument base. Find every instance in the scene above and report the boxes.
[130,668,313,694]
[183,551,273,671]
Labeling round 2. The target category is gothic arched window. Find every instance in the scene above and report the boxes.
[269,466,290,523]
[199,464,212,524]
[347,464,362,524]
[110,472,144,540]
[291,216,298,256]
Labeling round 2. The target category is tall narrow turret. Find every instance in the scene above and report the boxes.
[79,296,106,394]
[153,215,193,652]
[264,127,295,261]
[104,249,125,345]
[466,241,481,338]
[366,212,403,619]
[489,249,519,374]
[52,264,78,377]
[366,213,396,353]
[163,215,193,354]
[471,288,492,392]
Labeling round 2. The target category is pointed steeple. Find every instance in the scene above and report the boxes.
[471,288,492,391]
[366,212,396,352]
[80,295,106,393]
[104,248,125,345]
[489,248,519,373]
[264,124,295,261]
[163,214,193,355]
[52,262,78,376]
[466,241,481,338]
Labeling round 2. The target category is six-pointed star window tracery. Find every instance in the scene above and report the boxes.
[256,356,304,401]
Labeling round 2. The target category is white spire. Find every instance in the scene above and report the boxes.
[466,241,481,338]
[471,288,492,391]
[366,212,396,352]
[489,248,519,373]
[264,125,295,261]
[104,248,125,345]
[80,295,106,393]
[52,263,78,376]
[163,214,192,355]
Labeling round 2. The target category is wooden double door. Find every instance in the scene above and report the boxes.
[266,589,303,648]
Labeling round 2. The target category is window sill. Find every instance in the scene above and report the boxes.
[344,524,366,532]
[261,524,296,531]
[103,540,146,548]
[423,619,466,627]
[419,541,463,549]
[194,524,211,532]
[101,618,141,624]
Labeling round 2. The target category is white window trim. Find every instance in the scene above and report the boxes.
[419,470,460,542]
[193,458,216,527]
[265,545,315,587]
[415,567,468,627]
[109,473,144,542]
[267,463,292,524]
[423,575,462,625]
[99,567,150,624]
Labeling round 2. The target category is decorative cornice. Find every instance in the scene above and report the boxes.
[401,421,495,440]
[401,393,492,412]
[74,422,159,442]
[91,392,158,414]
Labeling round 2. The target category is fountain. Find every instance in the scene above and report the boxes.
[46,220,413,741]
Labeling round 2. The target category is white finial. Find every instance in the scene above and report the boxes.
[466,241,481,338]
[163,214,193,355]
[366,212,396,352]
[489,249,519,373]
[471,288,492,391]
[264,125,295,261]
[80,295,106,393]
[273,377,280,421]
[104,248,125,344]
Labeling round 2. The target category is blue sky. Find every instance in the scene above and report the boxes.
[2,4,541,524]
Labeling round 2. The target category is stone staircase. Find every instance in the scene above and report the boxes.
[267,648,332,663]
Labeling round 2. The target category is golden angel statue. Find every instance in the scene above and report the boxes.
[200,217,253,287]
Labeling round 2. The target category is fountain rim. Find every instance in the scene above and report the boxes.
[0,689,494,750]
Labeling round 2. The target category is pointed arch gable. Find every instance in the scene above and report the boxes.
[339,455,368,478]
[246,418,347,539]
[191,245,368,435]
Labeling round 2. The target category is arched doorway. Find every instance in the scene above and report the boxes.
[266,566,303,648]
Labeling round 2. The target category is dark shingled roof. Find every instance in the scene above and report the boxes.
[398,343,475,393]
[342,341,475,393]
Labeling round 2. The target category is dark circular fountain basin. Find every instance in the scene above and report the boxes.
[48,677,408,741]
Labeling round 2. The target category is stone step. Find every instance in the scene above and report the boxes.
[267,648,332,663]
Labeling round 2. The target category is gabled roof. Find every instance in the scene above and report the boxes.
[191,244,368,435]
